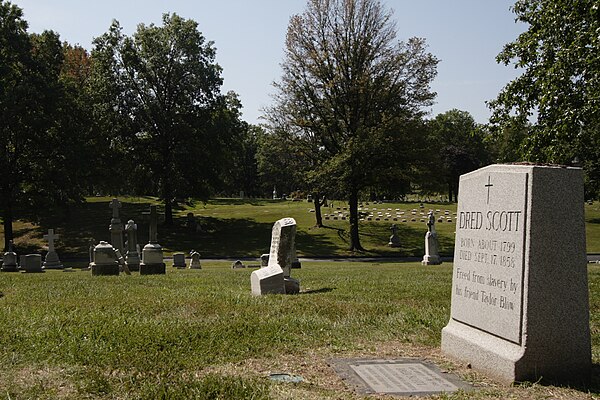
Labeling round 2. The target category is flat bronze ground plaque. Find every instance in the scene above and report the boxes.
[332,358,472,396]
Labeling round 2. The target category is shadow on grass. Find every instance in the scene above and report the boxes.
[300,287,335,295]
[159,216,343,258]
[531,363,600,395]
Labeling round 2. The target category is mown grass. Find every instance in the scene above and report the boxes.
[1,262,600,399]
[5,196,600,259]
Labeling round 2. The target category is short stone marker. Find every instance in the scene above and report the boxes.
[21,254,44,273]
[1,241,19,272]
[42,229,63,269]
[91,241,120,276]
[172,253,186,269]
[442,164,591,383]
[332,358,470,396]
[189,250,201,269]
[140,205,166,275]
[232,260,246,269]
[422,211,442,265]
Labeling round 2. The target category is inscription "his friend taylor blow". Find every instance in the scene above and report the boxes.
[458,211,522,232]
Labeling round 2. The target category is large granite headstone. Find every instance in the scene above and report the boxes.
[251,218,298,295]
[42,229,63,269]
[140,205,166,275]
[441,164,591,383]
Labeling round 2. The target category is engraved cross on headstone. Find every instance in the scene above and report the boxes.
[485,176,494,205]
[110,198,122,219]
[43,229,59,252]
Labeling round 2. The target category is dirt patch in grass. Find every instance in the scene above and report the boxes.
[201,341,599,400]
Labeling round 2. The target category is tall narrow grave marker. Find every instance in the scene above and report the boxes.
[251,218,298,295]
[140,205,166,275]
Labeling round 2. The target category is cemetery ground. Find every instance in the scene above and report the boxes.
[1,261,600,399]
[2,197,600,398]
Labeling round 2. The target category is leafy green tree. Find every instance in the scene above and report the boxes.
[0,2,95,249]
[428,110,492,202]
[270,0,438,250]
[489,0,600,167]
[90,13,236,224]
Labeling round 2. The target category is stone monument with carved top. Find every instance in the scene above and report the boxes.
[139,205,166,275]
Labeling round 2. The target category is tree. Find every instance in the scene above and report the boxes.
[269,0,438,251]
[489,0,600,167]
[0,2,93,249]
[428,110,492,202]
[90,13,234,224]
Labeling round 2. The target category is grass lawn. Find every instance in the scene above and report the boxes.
[2,196,600,258]
[1,261,599,399]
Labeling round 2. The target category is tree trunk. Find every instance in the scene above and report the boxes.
[313,192,323,227]
[163,177,174,226]
[164,197,173,226]
[2,197,14,251]
[348,188,364,251]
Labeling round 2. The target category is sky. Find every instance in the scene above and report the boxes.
[12,0,527,125]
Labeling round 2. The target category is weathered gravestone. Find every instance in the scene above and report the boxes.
[251,217,298,295]
[1,241,18,272]
[441,164,591,383]
[173,253,186,269]
[21,254,44,273]
[189,250,201,269]
[140,205,166,275]
[43,229,63,269]
[91,241,120,276]
[422,212,442,265]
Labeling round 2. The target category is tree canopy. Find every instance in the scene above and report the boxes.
[268,0,438,250]
[489,0,600,165]
[0,1,97,249]
[90,13,239,224]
